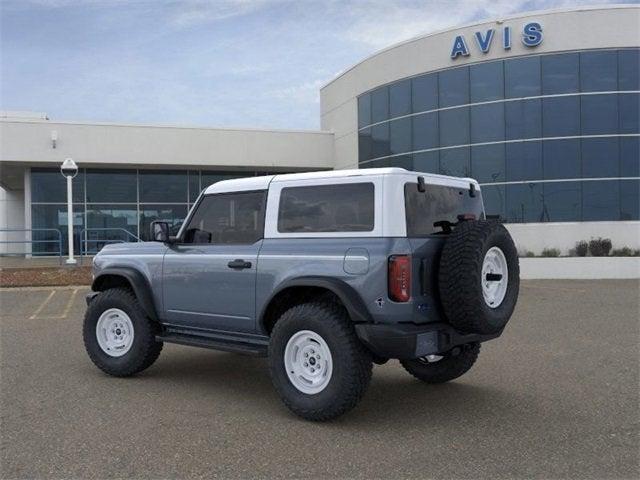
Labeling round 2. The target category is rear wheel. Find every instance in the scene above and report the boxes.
[83,288,163,377]
[268,301,372,421]
[400,343,480,384]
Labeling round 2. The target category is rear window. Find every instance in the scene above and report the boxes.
[278,183,375,233]
[404,182,484,236]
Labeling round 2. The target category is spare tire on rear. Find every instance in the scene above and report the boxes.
[438,220,519,334]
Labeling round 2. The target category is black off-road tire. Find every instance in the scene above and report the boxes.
[268,301,373,421]
[439,220,519,334]
[400,343,480,383]
[83,288,163,377]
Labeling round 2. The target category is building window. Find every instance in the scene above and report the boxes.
[358,93,371,128]
[505,56,541,98]
[542,53,579,95]
[389,79,411,118]
[412,73,438,113]
[580,51,618,92]
[370,86,389,124]
[439,66,469,108]
[470,61,504,102]
[412,112,438,151]
[86,169,136,203]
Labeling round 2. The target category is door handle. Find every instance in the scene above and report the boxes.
[227,259,252,269]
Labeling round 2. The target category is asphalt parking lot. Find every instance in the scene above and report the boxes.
[1,280,638,479]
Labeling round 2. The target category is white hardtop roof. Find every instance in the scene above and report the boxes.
[203,168,479,195]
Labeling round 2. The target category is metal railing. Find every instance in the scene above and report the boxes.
[0,228,64,264]
[79,228,141,262]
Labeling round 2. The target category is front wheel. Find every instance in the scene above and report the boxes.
[400,343,480,384]
[83,288,163,377]
[268,301,372,421]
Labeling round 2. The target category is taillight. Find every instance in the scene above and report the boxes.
[388,255,411,302]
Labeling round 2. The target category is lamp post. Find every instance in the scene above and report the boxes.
[60,158,78,265]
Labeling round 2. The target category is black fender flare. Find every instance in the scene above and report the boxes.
[92,267,159,321]
[259,276,373,329]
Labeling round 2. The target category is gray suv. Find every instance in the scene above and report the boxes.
[83,168,519,421]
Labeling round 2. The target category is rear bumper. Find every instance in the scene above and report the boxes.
[355,322,502,360]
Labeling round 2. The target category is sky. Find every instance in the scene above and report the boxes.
[1,0,636,130]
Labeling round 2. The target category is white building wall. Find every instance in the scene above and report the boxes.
[506,221,640,256]
[0,120,335,171]
[0,186,25,254]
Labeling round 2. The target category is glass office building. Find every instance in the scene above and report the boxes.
[356,48,640,223]
[29,169,282,255]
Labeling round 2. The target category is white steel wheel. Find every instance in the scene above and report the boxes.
[481,246,509,308]
[284,330,333,395]
[95,308,135,357]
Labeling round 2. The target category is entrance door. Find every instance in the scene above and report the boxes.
[162,190,267,333]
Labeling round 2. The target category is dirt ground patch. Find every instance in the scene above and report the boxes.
[0,267,92,287]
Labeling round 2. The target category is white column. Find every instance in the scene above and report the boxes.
[66,175,76,265]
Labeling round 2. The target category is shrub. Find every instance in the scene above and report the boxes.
[574,240,588,257]
[519,250,535,257]
[541,248,560,257]
[588,237,612,257]
[610,247,639,257]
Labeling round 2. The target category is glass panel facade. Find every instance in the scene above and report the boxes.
[30,168,288,254]
[140,170,188,203]
[356,48,640,223]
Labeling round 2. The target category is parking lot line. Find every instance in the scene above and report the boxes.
[29,290,56,319]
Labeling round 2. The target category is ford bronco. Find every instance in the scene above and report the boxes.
[83,168,519,421]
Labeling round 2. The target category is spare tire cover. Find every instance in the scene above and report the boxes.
[438,220,519,334]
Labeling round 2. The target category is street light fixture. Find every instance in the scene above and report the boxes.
[60,158,78,265]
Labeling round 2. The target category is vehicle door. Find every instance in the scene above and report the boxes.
[162,190,266,333]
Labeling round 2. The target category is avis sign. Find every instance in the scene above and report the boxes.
[450,22,543,59]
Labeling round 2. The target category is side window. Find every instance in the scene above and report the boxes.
[182,191,266,244]
[278,183,374,233]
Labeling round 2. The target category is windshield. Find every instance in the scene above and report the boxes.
[404,182,484,236]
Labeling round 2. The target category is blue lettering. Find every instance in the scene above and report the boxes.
[522,22,543,47]
[450,35,470,59]
[474,29,494,53]
[503,26,511,50]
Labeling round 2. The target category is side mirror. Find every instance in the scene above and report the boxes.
[151,221,170,242]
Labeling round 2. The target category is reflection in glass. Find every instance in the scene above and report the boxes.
[470,103,504,143]
[86,205,138,254]
[371,123,390,158]
[358,128,373,163]
[619,93,640,134]
[439,67,469,108]
[481,185,505,220]
[412,74,438,113]
[620,137,640,177]
[583,180,620,221]
[506,142,543,182]
[542,53,579,94]
[390,118,411,155]
[412,112,438,151]
[470,61,504,102]
[413,151,439,174]
[371,87,389,123]
[31,169,85,203]
[620,179,640,221]
[31,204,84,255]
[542,96,580,137]
[581,94,618,135]
[618,49,640,91]
[140,170,188,203]
[439,108,469,147]
[506,183,543,223]
[471,144,505,183]
[140,205,188,241]
[580,51,617,92]
[390,79,411,117]
[543,182,581,222]
[358,93,371,128]
[440,148,470,177]
[543,139,581,180]
[581,138,619,178]
[505,99,541,140]
[86,169,136,203]
[505,56,540,98]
